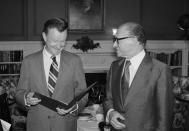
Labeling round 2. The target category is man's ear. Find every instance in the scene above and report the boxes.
[42,32,47,42]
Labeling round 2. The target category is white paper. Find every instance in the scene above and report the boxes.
[0,119,11,131]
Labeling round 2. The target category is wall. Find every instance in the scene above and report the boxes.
[0,0,188,41]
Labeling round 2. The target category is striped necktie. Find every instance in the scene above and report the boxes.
[48,56,59,96]
[121,60,131,102]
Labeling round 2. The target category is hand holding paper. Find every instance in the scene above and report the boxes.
[26,92,41,106]
[33,82,98,112]
[56,104,77,115]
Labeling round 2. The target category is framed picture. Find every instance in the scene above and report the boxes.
[67,0,104,32]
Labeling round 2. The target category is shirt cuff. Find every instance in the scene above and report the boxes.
[106,109,114,123]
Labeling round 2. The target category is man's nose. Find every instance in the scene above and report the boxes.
[113,41,118,48]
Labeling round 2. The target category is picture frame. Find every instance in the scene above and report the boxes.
[67,0,104,32]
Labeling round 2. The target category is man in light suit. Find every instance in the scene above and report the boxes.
[15,18,87,131]
[103,22,173,131]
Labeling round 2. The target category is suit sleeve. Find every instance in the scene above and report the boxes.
[15,58,31,108]
[72,56,88,114]
[103,63,114,117]
[156,65,173,131]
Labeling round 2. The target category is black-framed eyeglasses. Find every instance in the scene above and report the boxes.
[112,36,135,43]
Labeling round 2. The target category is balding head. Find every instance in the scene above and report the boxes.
[113,22,147,58]
[118,22,146,47]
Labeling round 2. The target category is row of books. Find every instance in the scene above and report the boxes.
[0,50,23,62]
[172,68,182,76]
[0,63,21,74]
[147,50,182,66]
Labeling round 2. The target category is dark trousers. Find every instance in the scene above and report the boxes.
[0,93,11,124]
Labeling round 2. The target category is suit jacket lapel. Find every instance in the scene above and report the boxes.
[124,54,153,106]
[35,51,49,96]
[112,58,125,108]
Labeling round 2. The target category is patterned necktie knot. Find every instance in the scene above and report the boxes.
[125,60,131,67]
[122,60,130,77]
[51,56,57,65]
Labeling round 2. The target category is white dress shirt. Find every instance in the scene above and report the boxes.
[43,47,61,84]
[125,49,145,86]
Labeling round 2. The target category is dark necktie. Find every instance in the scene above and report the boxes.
[48,56,59,96]
[121,60,131,102]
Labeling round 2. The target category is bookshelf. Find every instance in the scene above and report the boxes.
[0,50,23,84]
[147,50,182,76]
[145,41,189,76]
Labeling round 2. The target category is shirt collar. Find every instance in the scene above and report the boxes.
[129,49,145,70]
[43,46,61,62]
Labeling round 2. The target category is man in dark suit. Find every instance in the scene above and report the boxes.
[103,22,173,131]
[15,18,87,131]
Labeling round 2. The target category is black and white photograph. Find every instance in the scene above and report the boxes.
[0,0,189,131]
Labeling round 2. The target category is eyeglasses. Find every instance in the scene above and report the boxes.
[112,36,135,43]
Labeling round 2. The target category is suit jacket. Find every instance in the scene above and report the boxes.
[103,54,173,131]
[15,49,87,131]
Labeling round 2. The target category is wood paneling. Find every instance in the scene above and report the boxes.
[0,0,27,40]
[28,0,67,40]
[0,0,188,40]
[141,0,188,39]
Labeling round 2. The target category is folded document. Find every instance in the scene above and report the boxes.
[33,82,97,112]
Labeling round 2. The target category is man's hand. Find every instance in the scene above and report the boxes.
[109,110,126,130]
[56,105,75,116]
[26,92,41,106]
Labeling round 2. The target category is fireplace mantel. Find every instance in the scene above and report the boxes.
[0,40,188,73]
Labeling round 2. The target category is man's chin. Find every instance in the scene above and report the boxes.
[51,49,62,55]
[56,48,63,53]
[116,51,122,57]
